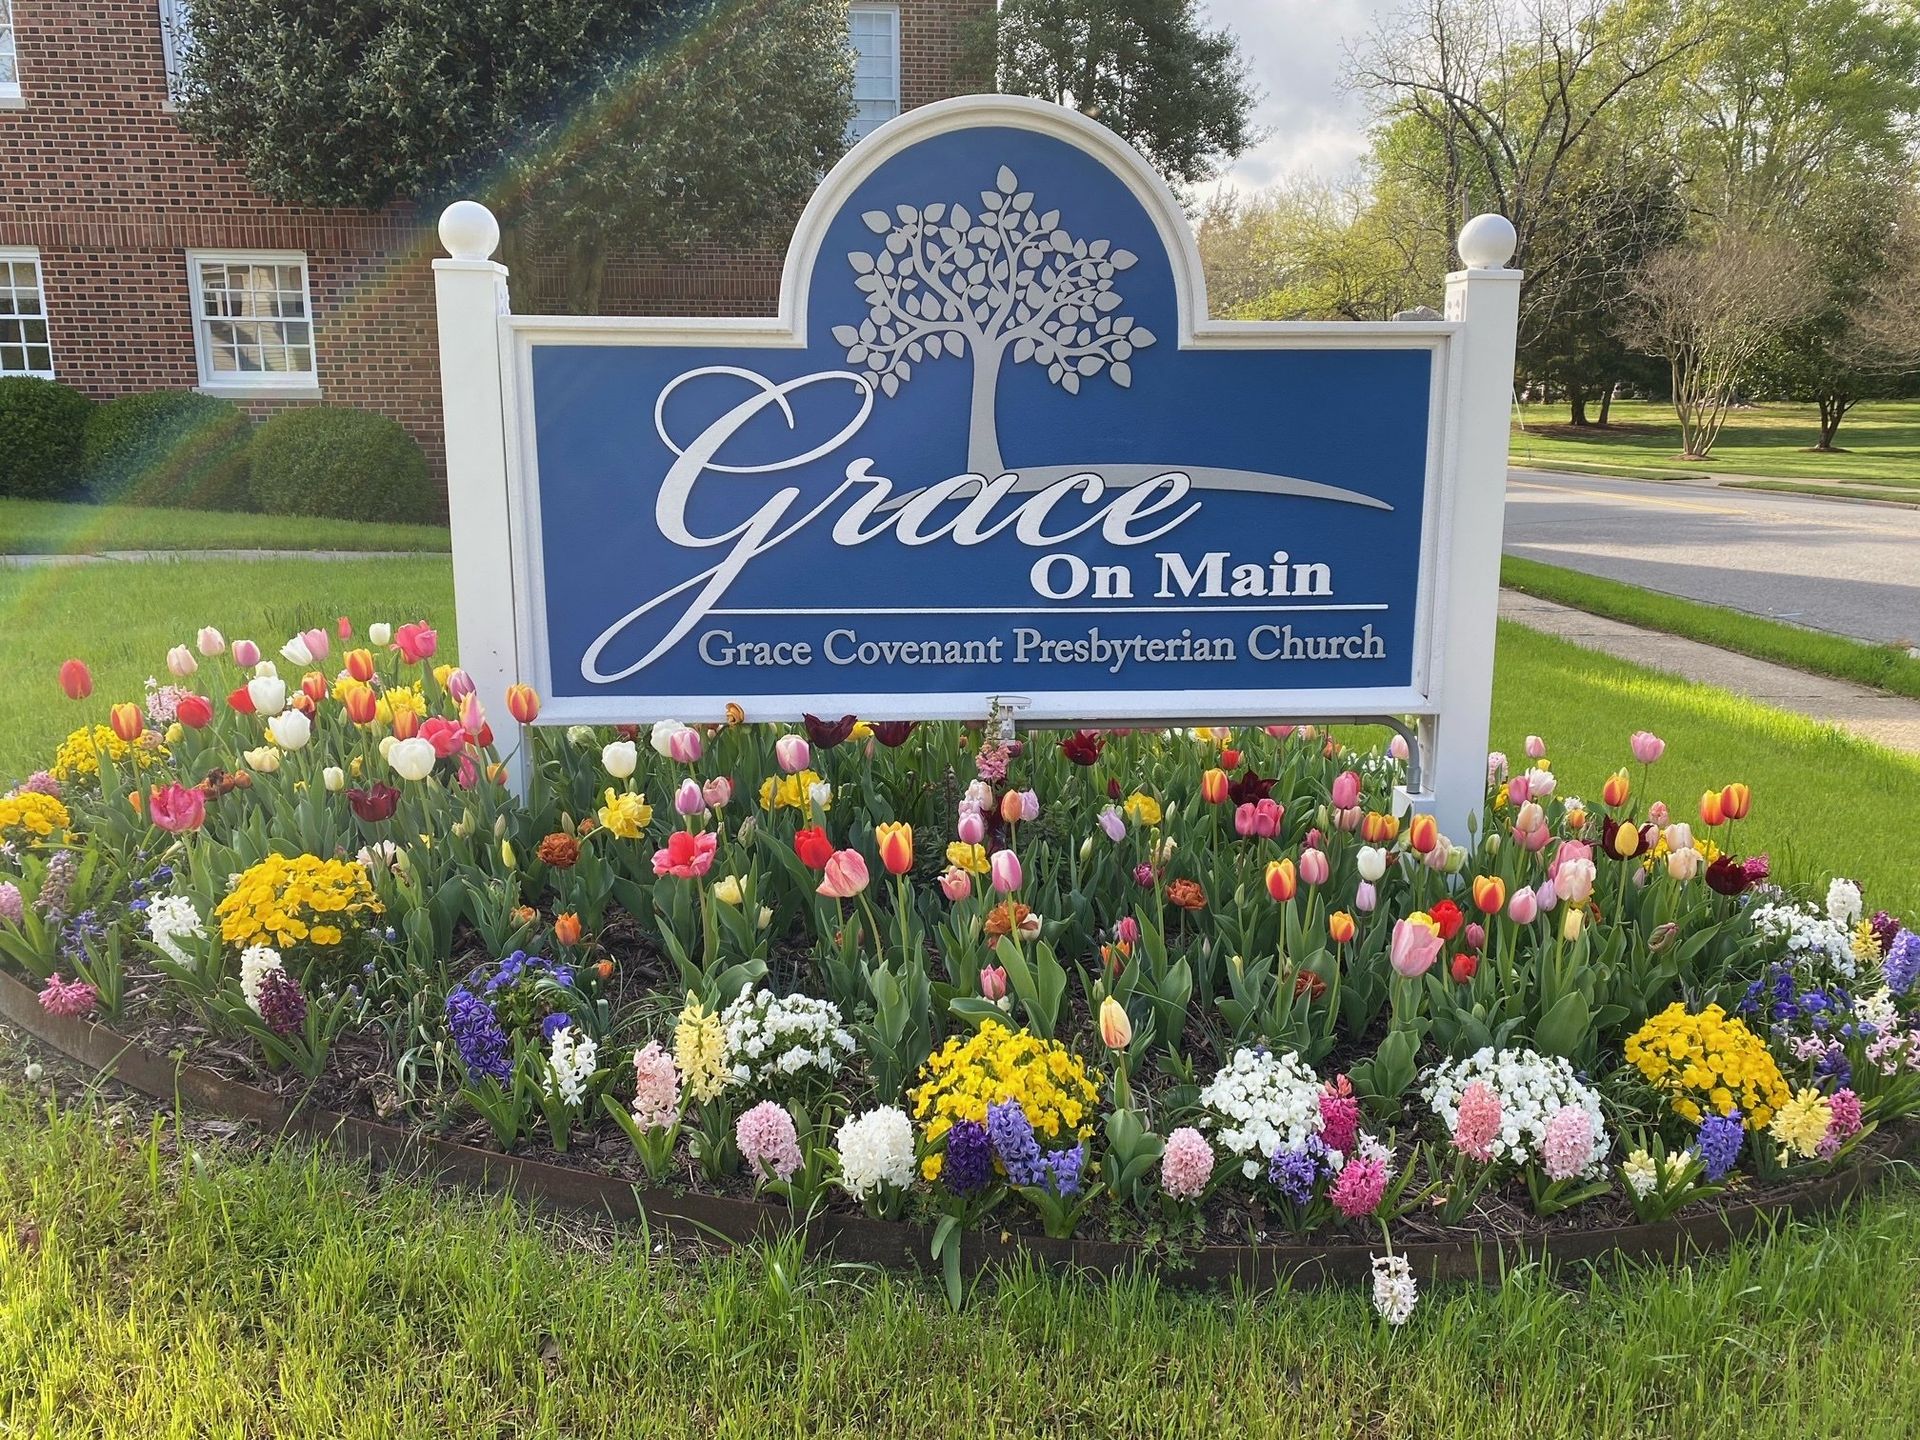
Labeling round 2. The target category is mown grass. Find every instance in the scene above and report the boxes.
[0,1091,1915,1439]
[1501,555,1920,701]
[1510,399,1920,483]
[1725,479,1920,507]
[0,497,451,556]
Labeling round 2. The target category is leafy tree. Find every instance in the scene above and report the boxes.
[969,0,1260,185]
[174,0,855,312]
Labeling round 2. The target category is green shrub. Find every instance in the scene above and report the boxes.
[0,376,93,499]
[83,391,256,511]
[249,406,440,524]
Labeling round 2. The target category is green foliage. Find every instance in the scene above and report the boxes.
[0,376,92,500]
[973,0,1259,185]
[249,406,439,524]
[174,0,855,312]
[82,391,255,511]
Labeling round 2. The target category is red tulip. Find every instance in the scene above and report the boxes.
[792,825,833,870]
[227,685,255,714]
[1450,952,1479,984]
[174,693,213,729]
[109,702,144,742]
[1429,898,1465,940]
[348,784,400,822]
[59,659,92,701]
[1060,730,1104,766]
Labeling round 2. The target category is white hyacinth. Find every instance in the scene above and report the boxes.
[1371,1254,1419,1326]
[544,1025,597,1108]
[1826,877,1864,929]
[836,1106,916,1199]
[1421,1047,1611,1176]
[239,945,285,1015]
[1196,1047,1325,1179]
[720,988,855,1095]
[145,893,207,963]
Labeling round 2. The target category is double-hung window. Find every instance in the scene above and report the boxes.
[847,4,901,142]
[1,0,24,107]
[186,252,320,394]
[0,248,54,378]
[159,0,195,105]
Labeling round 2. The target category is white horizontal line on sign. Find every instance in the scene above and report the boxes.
[709,604,1392,616]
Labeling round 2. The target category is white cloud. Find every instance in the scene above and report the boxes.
[1203,0,1394,193]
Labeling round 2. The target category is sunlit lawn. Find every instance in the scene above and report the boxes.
[1511,398,1920,485]
[0,497,450,556]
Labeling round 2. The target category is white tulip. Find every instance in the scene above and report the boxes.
[808,780,832,811]
[378,734,398,761]
[368,622,392,646]
[388,736,438,782]
[243,745,282,774]
[267,708,312,751]
[281,635,314,665]
[196,626,226,657]
[246,675,288,715]
[649,719,684,758]
[166,645,198,678]
[602,740,638,779]
[1356,845,1388,882]
[322,765,345,792]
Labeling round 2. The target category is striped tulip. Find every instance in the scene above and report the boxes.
[1718,782,1751,821]
[1471,874,1506,914]
[109,702,144,742]
[1265,857,1297,902]
[875,821,914,876]
[345,648,377,683]
[506,684,540,724]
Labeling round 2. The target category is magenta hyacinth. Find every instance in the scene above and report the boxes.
[1329,1156,1389,1218]
[37,972,99,1019]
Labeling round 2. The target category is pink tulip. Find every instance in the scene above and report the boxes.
[1266,724,1293,738]
[1354,880,1377,914]
[989,849,1023,894]
[1298,848,1330,886]
[459,694,486,735]
[1527,768,1556,800]
[1331,770,1361,809]
[1630,731,1665,765]
[1508,886,1539,924]
[1536,877,1559,912]
[1335,805,1362,833]
[1648,800,1669,826]
[774,734,810,774]
[674,778,706,815]
[1525,735,1546,759]
[1254,798,1282,838]
[957,805,986,845]
[1018,789,1040,822]
[149,782,206,834]
[940,866,972,902]
[816,849,870,898]
[1390,918,1444,978]
[231,639,260,668]
[702,777,733,809]
[1098,805,1126,842]
[1507,776,1529,807]
[1557,858,1597,904]
[979,964,1008,1001]
[1388,733,1409,760]
[668,727,703,764]
[445,668,476,700]
[1234,802,1257,837]
[301,627,330,663]
[1114,915,1140,944]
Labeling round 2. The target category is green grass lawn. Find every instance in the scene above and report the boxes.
[1511,399,1920,484]
[1501,555,1920,701]
[5,556,1920,1434]
[0,497,451,556]
[0,1093,1916,1439]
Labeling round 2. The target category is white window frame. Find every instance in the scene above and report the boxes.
[0,246,54,378]
[158,0,194,108]
[0,0,25,109]
[185,250,323,398]
[847,3,901,143]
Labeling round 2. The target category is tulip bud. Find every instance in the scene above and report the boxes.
[1525,735,1546,759]
[979,963,1008,1000]
[59,659,93,701]
[109,701,144,742]
[231,639,260,668]
[1354,880,1377,913]
[1561,907,1585,942]
[196,626,226,657]
[1098,995,1133,1050]
[500,837,517,869]
[1330,769,1361,810]
[506,683,540,724]
[1602,769,1631,808]
[322,765,345,792]
[667,726,702,764]
[957,805,986,845]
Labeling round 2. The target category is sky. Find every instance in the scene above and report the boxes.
[1207,0,1394,194]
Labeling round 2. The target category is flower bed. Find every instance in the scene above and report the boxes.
[4,620,1919,1318]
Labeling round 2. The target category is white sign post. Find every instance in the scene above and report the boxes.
[430,98,1521,832]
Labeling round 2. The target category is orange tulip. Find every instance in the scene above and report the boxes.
[1265,857,1297,902]
[1200,767,1230,804]
[1327,910,1356,945]
[1601,769,1631,808]
[1719,782,1751,821]
[875,821,914,876]
[1471,874,1506,915]
[390,707,420,740]
[553,912,583,946]
[1408,812,1438,854]
[506,683,541,725]
[1699,789,1725,827]
[59,658,93,701]
[343,684,378,726]
[301,670,329,704]
[345,648,376,683]
[1361,811,1399,844]
[109,702,144,742]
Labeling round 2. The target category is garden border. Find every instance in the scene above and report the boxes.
[3,969,1910,1291]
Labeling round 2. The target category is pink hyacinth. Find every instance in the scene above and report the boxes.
[630,1041,682,1131]
[38,972,100,1019]
[736,1100,803,1183]
[1318,1081,1361,1157]
[0,881,22,925]
[1819,1088,1863,1159]
[1329,1156,1389,1219]
[1160,1126,1214,1200]
[1541,1106,1594,1182]
[18,771,60,797]
[1452,1080,1502,1163]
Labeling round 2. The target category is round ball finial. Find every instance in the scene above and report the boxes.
[1457,213,1517,269]
[438,200,500,262]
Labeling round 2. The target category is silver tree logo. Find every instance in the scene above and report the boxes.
[833,164,1157,477]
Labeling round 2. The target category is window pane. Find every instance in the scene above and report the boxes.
[0,247,51,375]
[846,8,899,141]
[193,253,316,382]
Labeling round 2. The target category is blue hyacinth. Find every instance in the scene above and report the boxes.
[1697,1111,1744,1182]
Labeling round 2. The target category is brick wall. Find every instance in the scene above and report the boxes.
[0,0,990,483]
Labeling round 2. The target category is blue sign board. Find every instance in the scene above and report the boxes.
[508,100,1455,724]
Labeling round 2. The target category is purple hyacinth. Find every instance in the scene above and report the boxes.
[1043,1144,1086,1197]
[1870,911,1901,956]
[943,1119,992,1196]
[34,851,76,924]
[445,985,512,1081]
[1697,1111,1744,1182]
[986,1099,1046,1188]
[539,1011,574,1041]
[1269,1142,1322,1205]
[1884,930,1920,996]
[256,969,307,1036]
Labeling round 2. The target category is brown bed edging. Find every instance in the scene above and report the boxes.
[2,970,1909,1290]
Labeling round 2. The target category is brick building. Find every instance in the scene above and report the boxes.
[0,0,986,480]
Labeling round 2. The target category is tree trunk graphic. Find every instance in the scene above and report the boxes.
[967,340,1005,477]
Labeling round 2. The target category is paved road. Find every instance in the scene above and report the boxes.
[1502,470,1920,647]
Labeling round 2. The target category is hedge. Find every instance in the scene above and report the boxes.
[249,406,440,524]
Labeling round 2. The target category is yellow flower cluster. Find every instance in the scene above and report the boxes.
[758,769,827,813]
[597,789,653,839]
[50,725,167,782]
[1769,1087,1833,1159]
[215,852,382,952]
[376,685,428,727]
[1122,791,1162,826]
[674,994,730,1102]
[0,791,71,841]
[945,841,989,874]
[1852,921,1884,967]
[1624,1002,1789,1130]
[911,1019,1098,1179]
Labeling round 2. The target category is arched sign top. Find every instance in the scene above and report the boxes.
[433,95,1522,825]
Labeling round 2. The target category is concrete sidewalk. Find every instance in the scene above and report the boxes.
[1501,590,1920,755]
